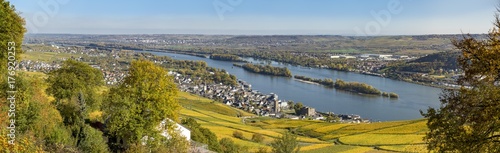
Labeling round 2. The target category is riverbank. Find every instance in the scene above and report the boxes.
[173,70,371,121]
[294,75,334,87]
[294,78,320,85]
[163,50,454,90]
[138,50,442,121]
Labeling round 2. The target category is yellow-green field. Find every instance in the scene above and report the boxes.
[177,92,430,153]
[21,50,78,62]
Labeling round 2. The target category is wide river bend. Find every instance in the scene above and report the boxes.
[141,51,442,121]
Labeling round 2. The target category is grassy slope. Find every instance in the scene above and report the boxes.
[177,92,430,153]
[178,92,330,152]
[295,119,429,152]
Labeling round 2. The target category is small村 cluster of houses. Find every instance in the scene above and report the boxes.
[18,60,61,73]
[174,72,290,117]
[101,70,126,85]
[171,71,368,123]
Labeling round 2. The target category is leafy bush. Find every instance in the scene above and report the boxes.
[255,147,269,153]
[233,131,244,139]
[219,138,247,153]
[181,118,221,152]
[389,92,399,98]
[78,125,109,153]
[271,132,300,153]
[251,133,265,143]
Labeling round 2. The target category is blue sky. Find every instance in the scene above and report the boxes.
[9,0,499,35]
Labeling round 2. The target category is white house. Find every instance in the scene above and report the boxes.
[159,119,191,141]
[141,119,191,146]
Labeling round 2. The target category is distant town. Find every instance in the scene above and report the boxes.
[19,43,369,123]
[24,34,471,89]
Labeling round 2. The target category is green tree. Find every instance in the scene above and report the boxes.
[255,147,269,153]
[270,132,300,153]
[46,59,104,111]
[181,118,221,152]
[9,74,39,133]
[104,60,180,151]
[124,143,148,153]
[8,74,78,152]
[46,59,104,149]
[155,129,190,153]
[0,0,26,128]
[219,138,247,153]
[0,1,83,152]
[219,138,237,153]
[201,128,222,152]
[287,101,294,110]
[0,0,25,75]
[421,12,500,152]
[325,114,340,123]
[293,102,303,115]
[77,125,110,153]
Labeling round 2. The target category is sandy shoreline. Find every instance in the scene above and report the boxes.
[294,78,320,85]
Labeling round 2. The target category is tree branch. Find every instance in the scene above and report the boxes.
[486,134,500,141]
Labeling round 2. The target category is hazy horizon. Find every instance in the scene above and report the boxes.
[24,32,487,36]
[10,0,498,35]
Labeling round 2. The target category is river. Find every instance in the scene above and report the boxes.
[141,51,442,121]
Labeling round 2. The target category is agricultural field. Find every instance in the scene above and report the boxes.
[313,124,353,133]
[20,50,78,62]
[300,145,375,153]
[379,145,428,153]
[339,134,424,145]
[294,119,429,152]
[300,123,333,131]
[369,120,428,134]
[178,92,330,151]
[177,92,430,152]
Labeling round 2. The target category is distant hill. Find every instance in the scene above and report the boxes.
[25,34,488,55]
[410,51,461,70]
[395,51,461,73]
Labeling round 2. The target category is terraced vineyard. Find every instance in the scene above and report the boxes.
[178,92,430,152]
[178,92,330,152]
[295,119,429,152]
